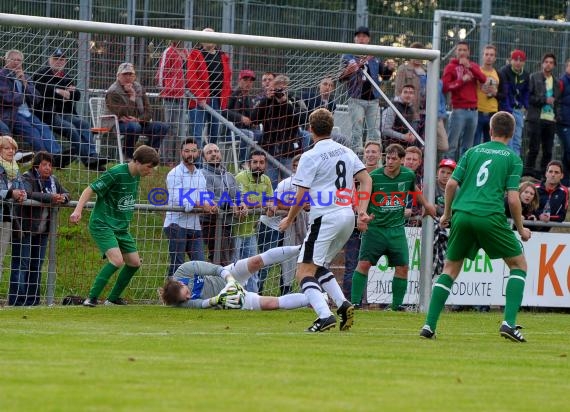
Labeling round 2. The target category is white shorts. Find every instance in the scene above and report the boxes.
[298,208,355,267]
[242,291,261,311]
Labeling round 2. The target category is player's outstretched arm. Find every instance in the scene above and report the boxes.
[278,186,308,232]
[415,186,437,219]
[507,190,531,241]
[69,186,94,224]
[354,169,373,231]
[440,178,459,228]
[354,169,372,216]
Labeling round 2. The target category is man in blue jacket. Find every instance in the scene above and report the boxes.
[340,26,395,153]
[33,49,107,171]
[498,49,530,157]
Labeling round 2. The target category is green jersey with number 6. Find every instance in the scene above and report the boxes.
[451,141,522,216]
[368,166,416,228]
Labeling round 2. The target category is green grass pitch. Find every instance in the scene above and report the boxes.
[0,307,568,411]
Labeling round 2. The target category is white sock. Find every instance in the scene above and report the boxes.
[278,293,309,309]
[319,271,348,308]
[260,246,300,266]
[223,259,250,285]
[301,279,332,318]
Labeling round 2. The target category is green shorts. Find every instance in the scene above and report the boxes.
[446,211,522,261]
[358,225,409,267]
[89,223,138,256]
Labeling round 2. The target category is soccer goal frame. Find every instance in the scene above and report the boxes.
[0,12,440,310]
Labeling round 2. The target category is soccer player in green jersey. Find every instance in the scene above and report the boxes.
[420,111,532,342]
[351,143,436,310]
[69,145,160,306]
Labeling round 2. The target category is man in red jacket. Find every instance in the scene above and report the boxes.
[442,41,487,160]
[186,28,232,150]
[157,38,188,165]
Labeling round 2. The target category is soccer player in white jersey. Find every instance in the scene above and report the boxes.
[279,108,372,332]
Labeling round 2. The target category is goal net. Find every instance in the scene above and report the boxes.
[0,15,437,307]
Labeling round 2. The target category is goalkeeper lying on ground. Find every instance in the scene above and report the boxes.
[160,246,309,310]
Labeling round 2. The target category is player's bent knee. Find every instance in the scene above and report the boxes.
[394,265,409,278]
[356,261,372,273]
[314,266,328,278]
[505,255,527,272]
[248,255,264,273]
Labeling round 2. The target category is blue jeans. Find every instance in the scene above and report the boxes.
[0,119,10,134]
[234,235,258,292]
[119,120,169,159]
[8,232,49,306]
[9,113,61,154]
[49,113,97,164]
[266,156,293,190]
[188,97,222,148]
[506,109,524,156]
[524,119,556,177]
[161,98,188,164]
[445,108,478,160]
[473,111,493,146]
[348,97,381,152]
[163,224,205,278]
[257,222,283,294]
[557,124,570,186]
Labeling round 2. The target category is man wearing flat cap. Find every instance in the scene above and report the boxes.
[33,48,107,171]
[340,26,395,153]
[498,49,530,156]
[106,62,169,160]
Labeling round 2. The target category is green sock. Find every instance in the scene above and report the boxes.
[351,271,367,304]
[425,274,454,331]
[503,269,527,327]
[391,276,408,309]
[107,265,139,301]
[89,262,119,299]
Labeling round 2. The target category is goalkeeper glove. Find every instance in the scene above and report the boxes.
[209,290,243,309]
[208,294,222,308]
[221,279,245,295]
[221,291,243,309]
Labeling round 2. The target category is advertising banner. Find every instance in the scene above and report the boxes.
[367,229,570,307]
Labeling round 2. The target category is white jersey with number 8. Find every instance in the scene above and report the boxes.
[293,139,365,220]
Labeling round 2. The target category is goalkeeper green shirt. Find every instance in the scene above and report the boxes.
[451,141,522,216]
[368,166,416,228]
[89,163,140,231]
[173,261,226,308]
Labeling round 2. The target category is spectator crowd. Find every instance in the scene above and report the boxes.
[0,25,568,307]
